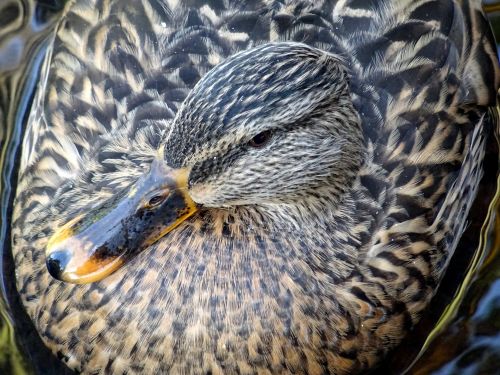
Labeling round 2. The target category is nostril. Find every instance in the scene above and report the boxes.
[46,250,70,280]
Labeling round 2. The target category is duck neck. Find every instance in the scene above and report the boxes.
[209,186,363,283]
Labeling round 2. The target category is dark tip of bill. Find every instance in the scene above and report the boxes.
[46,250,70,280]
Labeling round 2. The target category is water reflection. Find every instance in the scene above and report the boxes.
[0,1,72,374]
[0,1,499,374]
[408,198,500,374]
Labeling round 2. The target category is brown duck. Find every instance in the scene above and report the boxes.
[11,0,500,373]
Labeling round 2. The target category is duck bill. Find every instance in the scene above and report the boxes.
[45,162,197,284]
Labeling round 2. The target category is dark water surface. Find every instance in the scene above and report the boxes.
[0,2,72,373]
[0,1,499,374]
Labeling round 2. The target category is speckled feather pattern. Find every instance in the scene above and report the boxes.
[11,0,500,374]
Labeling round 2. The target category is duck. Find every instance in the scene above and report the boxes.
[10,0,500,374]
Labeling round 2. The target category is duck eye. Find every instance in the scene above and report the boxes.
[147,194,166,208]
[248,130,272,148]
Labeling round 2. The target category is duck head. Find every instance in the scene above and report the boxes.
[45,42,364,283]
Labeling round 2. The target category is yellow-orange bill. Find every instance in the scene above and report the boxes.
[45,161,197,284]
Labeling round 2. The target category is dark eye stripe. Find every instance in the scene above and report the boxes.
[248,130,272,148]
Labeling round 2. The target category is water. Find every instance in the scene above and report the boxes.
[0,2,72,373]
[0,1,499,374]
